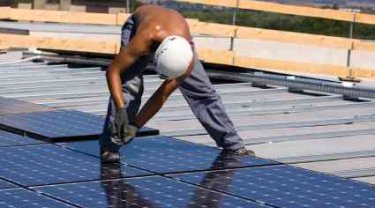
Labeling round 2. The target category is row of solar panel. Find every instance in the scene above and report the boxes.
[0,136,374,208]
[0,97,159,141]
[0,97,374,207]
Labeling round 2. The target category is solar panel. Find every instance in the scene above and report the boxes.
[0,97,53,116]
[0,130,42,147]
[0,110,159,141]
[0,189,73,208]
[0,144,151,186]
[35,176,268,208]
[61,136,279,174]
[170,165,375,208]
[0,179,17,190]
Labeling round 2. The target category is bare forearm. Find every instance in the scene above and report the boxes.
[134,80,176,127]
[106,65,125,109]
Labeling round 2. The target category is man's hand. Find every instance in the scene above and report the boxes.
[123,124,139,144]
[110,108,129,145]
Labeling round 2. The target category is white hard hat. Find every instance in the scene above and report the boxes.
[154,36,193,79]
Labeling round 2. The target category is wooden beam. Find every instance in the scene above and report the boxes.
[0,34,119,54]
[189,21,236,37]
[197,48,234,65]
[234,56,350,77]
[176,0,375,25]
[116,13,129,25]
[354,40,375,52]
[239,0,355,22]
[0,7,11,19]
[352,67,375,78]
[356,13,375,25]
[236,26,353,50]
[6,8,130,25]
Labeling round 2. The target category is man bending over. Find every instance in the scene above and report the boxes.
[100,4,255,163]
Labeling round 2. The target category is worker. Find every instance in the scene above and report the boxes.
[100,4,255,163]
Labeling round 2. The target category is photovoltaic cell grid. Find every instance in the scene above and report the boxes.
[0,130,42,147]
[170,165,375,208]
[0,110,159,141]
[0,138,373,208]
[35,176,269,208]
[0,144,151,186]
[0,120,371,208]
[0,179,17,190]
[61,136,279,174]
[0,189,73,208]
[0,97,54,116]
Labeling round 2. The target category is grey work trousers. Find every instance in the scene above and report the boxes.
[99,16,244,152]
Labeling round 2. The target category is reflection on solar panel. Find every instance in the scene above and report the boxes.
[0,179,17,190]
[61,136,279,173]
[0,189,73,208]
[35,176,268,208]
[0,145,151,186]
[0,97,53,115]
[0,136,373,208]
[0,130,42,147]
[0,110,159,141]
[170,165,375,208]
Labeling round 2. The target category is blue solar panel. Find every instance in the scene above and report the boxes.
[61,136,279,174]
[0,97,53,116]
[0,144,151,186]
[35,175,269,208]
[0,189,73,208]
[170,165,375,208]
[0,110,159,141]
[0,130,42,147]
[0,179,17,190]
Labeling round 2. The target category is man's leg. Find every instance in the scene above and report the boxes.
[179,58,245,151]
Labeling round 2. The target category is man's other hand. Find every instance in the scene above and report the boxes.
[124,124,139,144]
[111,108,129,145]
